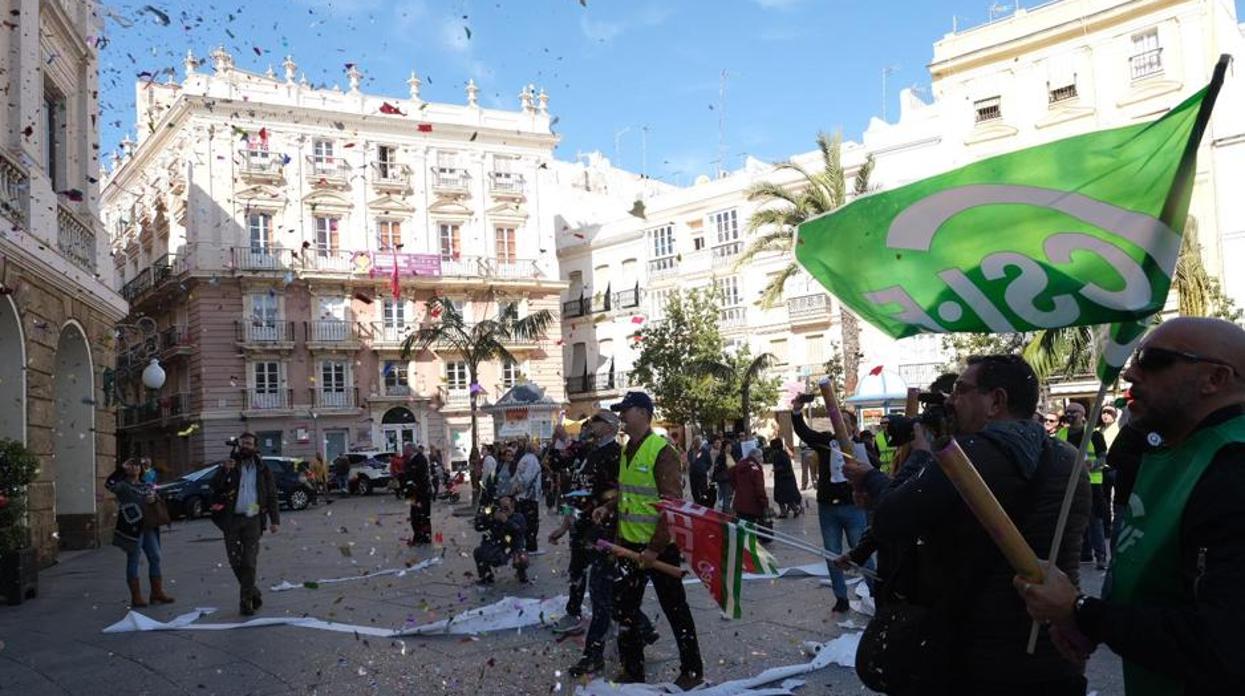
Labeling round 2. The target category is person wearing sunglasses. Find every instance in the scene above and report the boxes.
[1017,317,1245,696]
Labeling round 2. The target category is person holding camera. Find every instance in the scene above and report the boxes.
[211,432,280,616]
[844,355,1091,694]
[473,495,529,584]
[108,458,175,608]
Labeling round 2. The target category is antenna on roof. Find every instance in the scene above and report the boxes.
[716,69,728,179]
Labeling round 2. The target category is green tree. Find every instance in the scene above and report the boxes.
[942,332,1033,372]
[630,288,729,430]
[401,297,554,456]
[738,132,873,390]
[690,351,780,436]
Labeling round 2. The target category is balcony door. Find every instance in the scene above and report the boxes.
[320,360,348,407]
[382,298,407,343]
[315,296,348,341]
[249,293,280,342]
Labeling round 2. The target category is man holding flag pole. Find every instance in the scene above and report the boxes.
[790,40,1233,695]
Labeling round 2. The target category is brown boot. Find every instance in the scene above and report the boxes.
[149,576,175,604]
[128,578,148,608]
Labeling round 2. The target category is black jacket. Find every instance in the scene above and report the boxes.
[1076,405,1245,696]
[866,419,1091,684]
[792,409,861,505]
[404,452,432,501]
[210,453,280,527]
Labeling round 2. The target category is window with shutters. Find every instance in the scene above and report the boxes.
[248,213,272,252]
[1130,28,1163,80]
[715,276,741,307]
[313,139,334,164]
[648,225,676,273]
[495,226,516,263]
[446,361,469,390]
[439,223,462,260]
[501,360,521,388]
[315,216,340,252]
[974,96,1002,123]
[376,220,402,251]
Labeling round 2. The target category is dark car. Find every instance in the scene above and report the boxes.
[155,464,219,519]
[157,458,316,518]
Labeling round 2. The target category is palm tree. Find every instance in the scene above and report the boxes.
[1023,215,1215,380]
[690,352,776,437]
[737,132,873,391]
[400,297,554,456]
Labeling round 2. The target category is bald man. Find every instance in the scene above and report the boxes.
[1016,317,1245,696]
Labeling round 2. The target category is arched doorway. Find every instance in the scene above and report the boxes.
[0,296,24,443]
[381,406,418,453]
[53,321,96,549]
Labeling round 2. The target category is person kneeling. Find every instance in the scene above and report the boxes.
[474,496,530,585]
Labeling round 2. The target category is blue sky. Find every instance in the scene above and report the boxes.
[98,0,1245,185]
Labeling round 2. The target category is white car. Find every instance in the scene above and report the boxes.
[340,451,395,495]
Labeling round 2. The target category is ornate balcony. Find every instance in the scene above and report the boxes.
[245,388,293,411]
[232,246,295,271]
[431,167,470,193]
[719,306,747,329]
[57,205,97,273]
[371,162,411,191]
[312,387,359,409]
[307,156,351,187]
[565,370,631,396]
[787,293,832,325]
[236,320,296,347]
[488,172,525,197]
[238,149,284,183]
[0,150,27,225]
[305,319,363,348]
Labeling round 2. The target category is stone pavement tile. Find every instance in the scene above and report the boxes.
[0,658,70,695]
[170,662,288,695]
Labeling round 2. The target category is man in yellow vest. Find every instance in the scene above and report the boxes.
[594,391,703,689]
[1017,317,1245,696]
[1057,402,1109,570]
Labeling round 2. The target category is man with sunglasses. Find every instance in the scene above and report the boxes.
[1017,317,1245,696]
[847,354,1090,694]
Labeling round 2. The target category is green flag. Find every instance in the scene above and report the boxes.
[796,56,1229,342]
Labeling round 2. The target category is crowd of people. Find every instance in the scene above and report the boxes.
[105,316,1245,694]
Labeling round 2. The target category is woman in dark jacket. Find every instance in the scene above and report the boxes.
[108,458,174,608]
[768,438,803,518]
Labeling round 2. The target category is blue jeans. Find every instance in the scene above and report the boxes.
[817,502,871,600]
[126,528,162,580]
[584,552,652,660]
[716,481,734,512]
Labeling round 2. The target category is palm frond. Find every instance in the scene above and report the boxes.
[743,352,776,384]
[734,228,795,270]
[815,131,846,208]
[1023,326,1095,380]
[755,262,800,309]
[510,308,555,341]
[744,180,803,208]
[688,359,734,381]
[853,154,875,197]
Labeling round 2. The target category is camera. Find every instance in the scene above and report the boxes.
[885,391,950,447]
[793,392,817,407]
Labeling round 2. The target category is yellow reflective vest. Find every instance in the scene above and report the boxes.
[618,433,667,544]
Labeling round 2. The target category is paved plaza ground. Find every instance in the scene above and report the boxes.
[0,490,1123,695]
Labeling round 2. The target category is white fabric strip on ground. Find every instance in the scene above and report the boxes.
[269,556,442,592]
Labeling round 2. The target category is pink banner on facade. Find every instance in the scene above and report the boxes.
[359,252,442,277]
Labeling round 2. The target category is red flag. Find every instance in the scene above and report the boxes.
[379,102,406,116]
[655,499,778,618]
[868,364,884,376]
[417,123,433,133]
[390,253,401,299]
[257,127,269,148]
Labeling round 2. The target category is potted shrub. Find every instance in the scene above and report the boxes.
[0,438,40,605]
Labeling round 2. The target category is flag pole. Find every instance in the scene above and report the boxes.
[595,540,685,579]
[818,377,856,453]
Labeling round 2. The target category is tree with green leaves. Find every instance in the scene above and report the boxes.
[942,332,1033,372]
[401,297,554,456]
[737,132,873,390]
[690,351,780,437]
[630,288,728,430]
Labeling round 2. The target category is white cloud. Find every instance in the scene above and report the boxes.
[580,15,626,43]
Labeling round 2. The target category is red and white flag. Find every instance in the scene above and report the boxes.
[655,499,778,618]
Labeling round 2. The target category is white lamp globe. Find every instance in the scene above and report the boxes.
[141,359,166,390]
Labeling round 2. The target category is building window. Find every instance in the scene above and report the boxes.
[248,212,272,251]
[446,361,469,390]
[314,216,340,252]
[377,219,402,251]
[974,96,1002,123]
[313,139,335,164]
[715,276,741,307]
[1130,28,1163,80]
[377,144,397,179]
[1048,83,1078,104]
[252,361,282,408]
[770,338,789,366]
[321,360,347,397]
[43,85,65,190]
[495,226,516,263]
[501,360,520,388]
[439,223,461,260]
[382,298,406,327]
[806,334,824,366]
[250,293,279,325]
[692,236,705,251]
[711,209,739,245]
[436,150,460,170]
[650,288,672,318]
[383,360,409,394]
[648,224,675,272]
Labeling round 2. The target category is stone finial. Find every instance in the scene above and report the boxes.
[519,84,534,112]
[209,46,233,73]
[183,49,198,77]
[407,71,422,101]
[538,88,549,115]
[466,79,479,108]
[346,63,363,93]
[264,65,276,80]
[299,72,309,88]
[283,55,297,83]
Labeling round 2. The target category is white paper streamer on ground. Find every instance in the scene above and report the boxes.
[849,579,875,617]
[575,632,861,696]
[681,562,830,586]
[269,557,442,592]
[102,594,569,638]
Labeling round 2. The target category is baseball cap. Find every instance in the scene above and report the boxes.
[589,409,621,428]
[610,391,655,415]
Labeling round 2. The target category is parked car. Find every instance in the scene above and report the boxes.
[157,458,317,517]
[343,451,395,495]
[155,463,219,519]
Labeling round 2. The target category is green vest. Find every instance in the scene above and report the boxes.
[1056,427,1104,484]
[618,433,667,544]
[874,430,894,469]
[1108,414,1245,696]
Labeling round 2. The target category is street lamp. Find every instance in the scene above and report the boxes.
[104,317,167,408]
[141,359,166,390]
